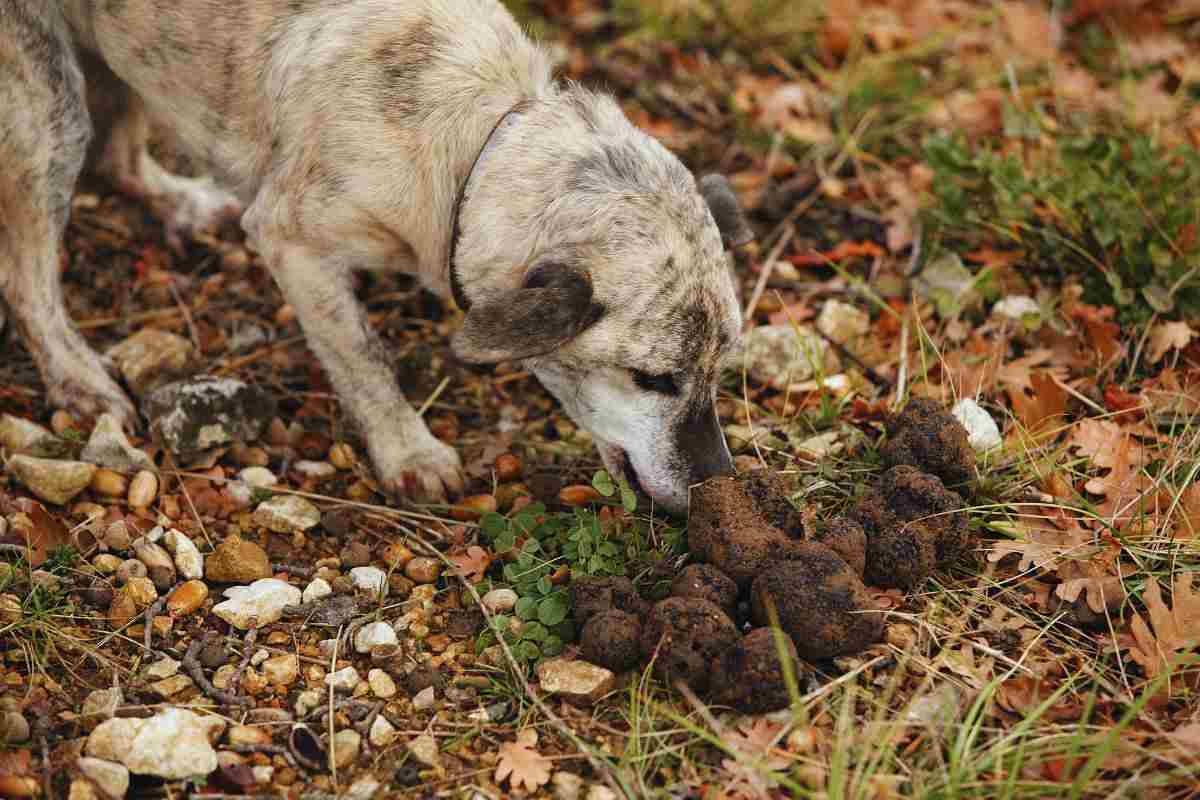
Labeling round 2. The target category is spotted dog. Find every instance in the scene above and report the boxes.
[0,0,751,513]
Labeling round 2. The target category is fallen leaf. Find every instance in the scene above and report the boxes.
[448,545,493,584]
[1124,573,1200,683]
[495,728,551,792]
[1146,320,1196,364]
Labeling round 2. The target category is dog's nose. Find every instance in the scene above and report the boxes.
[678,402,735,485]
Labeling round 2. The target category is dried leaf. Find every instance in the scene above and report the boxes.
[448,545,493,584]
[495,728,551,792]
[1146,321,1196,364]
[1124,574,1200,682]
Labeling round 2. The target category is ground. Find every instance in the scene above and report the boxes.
[2,1,1200,798]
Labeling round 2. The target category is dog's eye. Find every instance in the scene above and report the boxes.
[631,370,680,396]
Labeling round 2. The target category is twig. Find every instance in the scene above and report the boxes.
[230,625,259,695]
[143,596,167,654]
[814,326,892,389]
[167,276,202,352]
[416,376,451,418]
[328,624,343,791]
[183,636,251,707]
[743,225,795,326]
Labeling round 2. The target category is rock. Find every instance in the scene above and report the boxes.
[913,252,977,316]
[0,712,29,743]
[69,778,102,800]
[812,516,868,577]
[5,455,96,505]
[143,657,181,680]
[568,576,648,626]
[80,687,123,730]
[347,775,383,800]
[407,734,440,768]
[206,536,271,583]
[86,708,220,779]
[302,577,333,604]
[881,398,975,487]
[227,725,272,748]
[350,566,388,596]
[751,545,885,661]
[553,771,584,800]
[101,520,132,552]
[993,295,1042,324]
[369,715,397,748]
[143,376,275,458]
[105,329,197,398]
[412,685,437,711]
[293,460,336,479]
[325,666,361,693]
[404,556,441,584]
[162,529,204,580]
[536,658,617,705]
[367,669,397,699]
[115,559,147,585]
[816,299,870,344]
[127,470,158,508]
[213,579,301,629]
[80,413,155,472]
[670,564,738,615]
[354,621,399,654]
[76,757,130,799]
[330,729,361,769]
[238,466,276,488]
[640,598,738,692]
[166,580,209,617]
[739,324,838,388]
[262,654,299,685]
[109,577,157,627]
[0,414,66,458]
[148,675,195,699]
[580,610,642,672]
[710,627,804,713]
[132,537,176,591]
[481,588,518,613]
[253,495,320,533]
[951,398,1003,453]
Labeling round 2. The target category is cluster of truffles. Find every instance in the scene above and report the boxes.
[573,398,975,713]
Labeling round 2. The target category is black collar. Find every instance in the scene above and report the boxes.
[447,101,529,312]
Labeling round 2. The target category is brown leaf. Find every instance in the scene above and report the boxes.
[1124,573,1200,682]
[495,728,551,792]
[448,546,493,584]
[1146,321,1196,364]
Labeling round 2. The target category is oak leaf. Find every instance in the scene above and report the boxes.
[1125,573,1200,681]
[448,545,492,584]
[1146,320,1196,364]
[495,728,551,792]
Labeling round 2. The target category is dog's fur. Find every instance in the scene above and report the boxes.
[0,0,749,514]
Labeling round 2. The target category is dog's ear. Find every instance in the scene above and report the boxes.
[452,264,604,364]
[699,174,753,249]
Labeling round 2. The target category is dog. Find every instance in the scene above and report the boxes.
[0,0,752,514]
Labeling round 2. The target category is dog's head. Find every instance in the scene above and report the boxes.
[452,90,750,514]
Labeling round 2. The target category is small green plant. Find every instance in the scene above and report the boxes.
[472,471,684,667]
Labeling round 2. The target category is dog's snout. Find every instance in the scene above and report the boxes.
[677,400,734,486]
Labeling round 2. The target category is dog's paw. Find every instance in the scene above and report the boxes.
[157,177,244,253]
[46,363,137,430]
[373,435,466,505]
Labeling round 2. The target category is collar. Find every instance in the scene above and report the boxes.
[447,100,529,311]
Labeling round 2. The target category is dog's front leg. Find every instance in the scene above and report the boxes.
[253,235,465,503]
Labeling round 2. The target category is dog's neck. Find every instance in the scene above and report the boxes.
[448,101,530,312]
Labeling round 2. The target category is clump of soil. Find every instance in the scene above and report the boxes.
[750,543,885,661]
[812,516,867,576]
[710,627,803,713]
[640,597,739,692]
[670,563,738,615]
[688,474,806,588]
[580,609,643,672]
[881,397,975,487]
[569,575,649,625]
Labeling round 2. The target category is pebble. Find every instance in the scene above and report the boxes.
[5,455,96,505]
[552,771,584,800]
[738,324,838,388]
[253,495,320,533]
[346,775,382,800]
[367,669,397,699]
[293,460,336,479]
[535,659,616,705]
[166,580,209,617]
[368,715,397,748]
[105,329,197,398]
[227,725,273,748]
[302,577,333,604]
[481,588,518,613]
[69,779,101,800]
[143,657,180,680]
[115,559,147,584]
[0,414,65,458]
[404,556,441,584]
[213,578,302,629]
[816,298,870,344]
[76,757,130,799]
[328,442,356,469]
[102,520,132,552]
[93,554,122,574]
[494,453,523,481]
[294,690,323,718]
[951,398,1003,452]
[162,529,204,579]
[355,621,399,654]
[144,376,275,457]
[262,653,300,686]
[127,470,158,508]
[331,729,361,769]
[86,708,221,779]
[90,468,128,497]
[325,666,362,693]
[108,577,157,626]
[412,685,437,711]
[350,566,388,596]
[80,687,123,730]
[407,734,440,768]
[206,536,271,583]
[0,711,29,743]
[80,413,155,472]
[132,537,176,590]
[238,466,277,488]
[148,675,195,699]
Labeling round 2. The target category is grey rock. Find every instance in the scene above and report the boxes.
[80,413,155,472]
[144,376,275,458]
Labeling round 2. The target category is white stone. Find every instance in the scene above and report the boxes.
[816,299,869,344]
[293,460,336,479]
[325,666,361,693]
[253,495,320,533]
[367,669,397,699]
[407,734,440,768]
[738,324,837,388]
[552,771,584,800]
[369,715,397,747]
[412,685,437,711]
[330,729,361,769]
[238,466,277,488]
[349,567,388,597]
[212,579,301,629]
[951,398,1002,452]
[993,295,1042,323]
[294,690,323,718]
[302,577,333,604]
[143,657,180,680]
[354,621,399,654]
[162,529,204,580]
[262,653,299,685]
[0,414,64,458]
[86,708,221,779]
[481,588,518,613]
[76,757,129,799]
[535,659,615,704]
[5,455,96,505]
[80,413,155,472]
[252,765,275,785]
[346,776,382,800]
